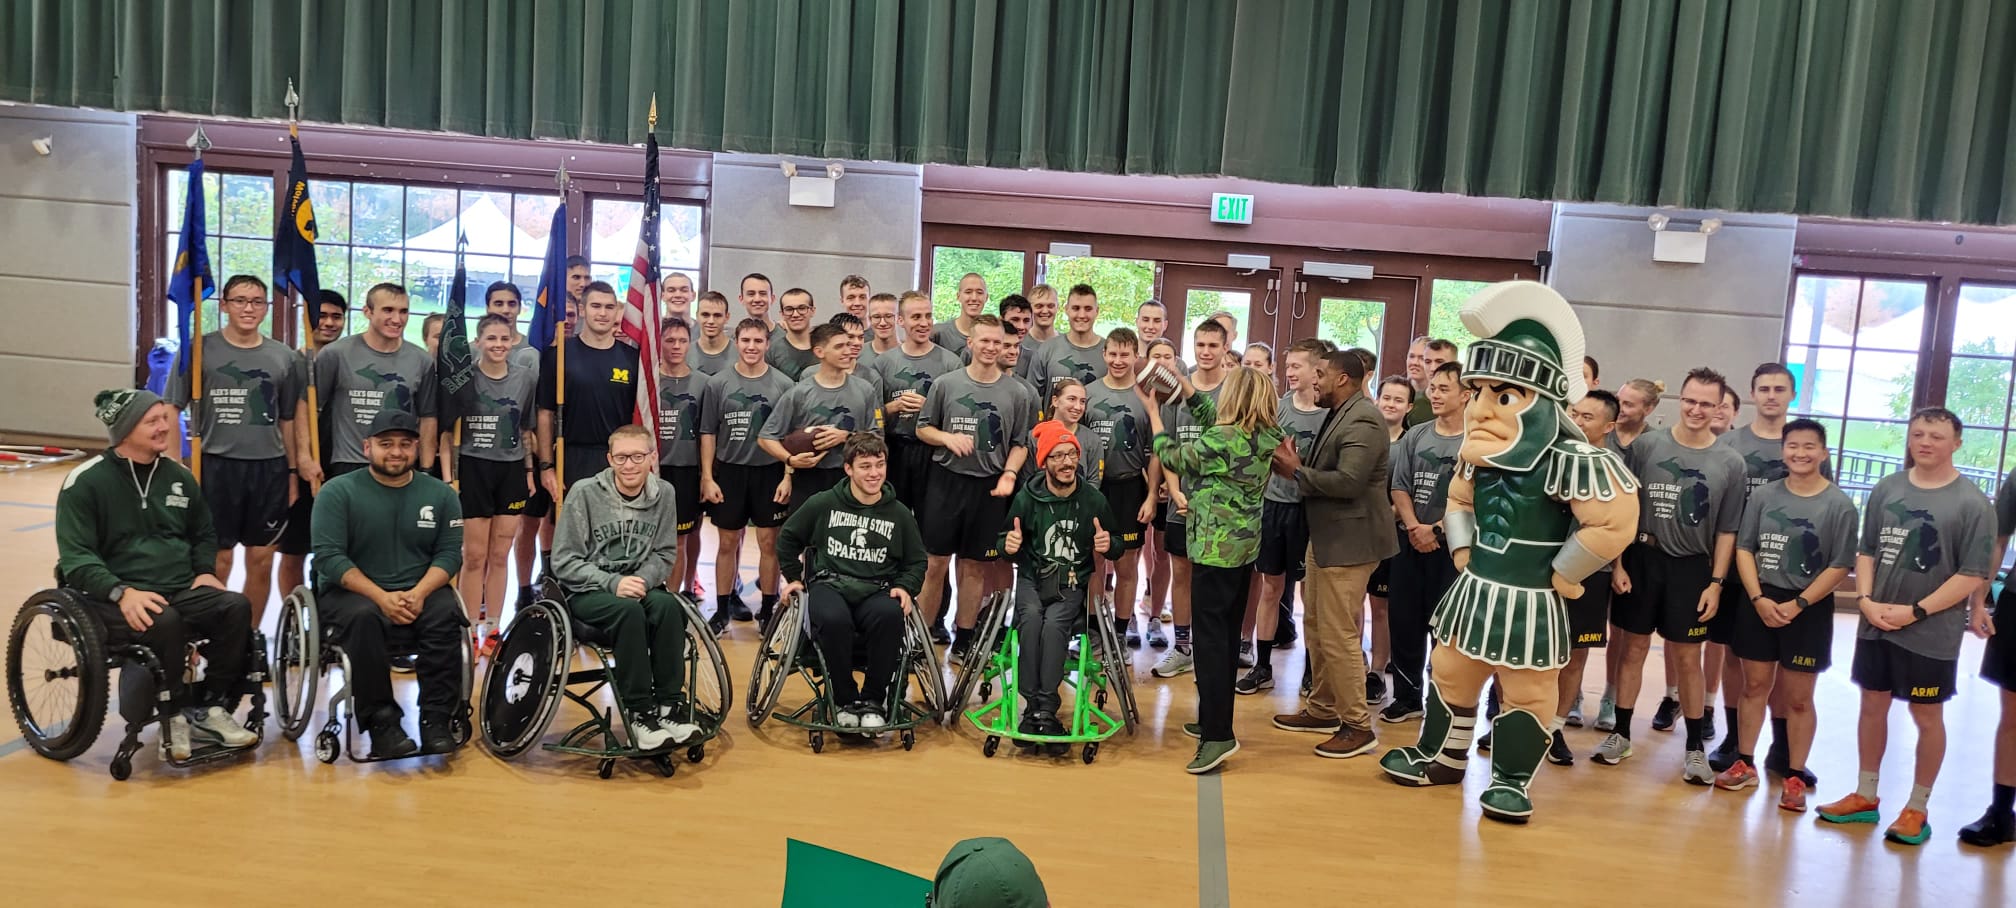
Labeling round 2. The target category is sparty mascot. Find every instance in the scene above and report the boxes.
[1378,281,1639,823]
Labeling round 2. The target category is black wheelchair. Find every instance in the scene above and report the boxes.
[479,580,730,779]
[269,585,473,763]
[6,586,268,780]
[745,589,946,753]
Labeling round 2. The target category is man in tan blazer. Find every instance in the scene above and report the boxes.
[1269,349,1399,759]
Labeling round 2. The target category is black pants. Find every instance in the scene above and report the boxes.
[318,587,464,723]
[1014,581,1086,714]
[1386,539,1457,709]
[1192,561,1255,742]
[90,586,251,713]
[805,585,904,707]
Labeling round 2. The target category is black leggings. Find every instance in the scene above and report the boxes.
[90,586,251,712]
[1191,561,1255,742]
[805,585,904,707]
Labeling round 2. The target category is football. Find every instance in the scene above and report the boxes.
[781,428,820,456]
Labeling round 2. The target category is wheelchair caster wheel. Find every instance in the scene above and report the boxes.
[979,682,991,700]
[810,731,825,754]
[901,729,915,751]
[983,735,1000,758]
[314,730,340,764]
[110,742,136,780]
[1082,743,1098,764]
[653,755,676,778]
[686,744,705,763]
[1095,691,1107,709]
[450,715,472,747]
[598,759,615,779]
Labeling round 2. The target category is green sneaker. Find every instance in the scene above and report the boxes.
[1182,722,1202,739]
[1186,739,1240,774]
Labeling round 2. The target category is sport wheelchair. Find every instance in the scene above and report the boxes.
[269,585,473,763]
[945,587,1138,763]
[479,582,730,779]
[6,586,268,780]
[745,590,946,753]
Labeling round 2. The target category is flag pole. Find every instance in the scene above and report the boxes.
[286,80,324,494]
[554,158,571,510]
[185,125,212,482]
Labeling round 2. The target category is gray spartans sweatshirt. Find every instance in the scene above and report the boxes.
[550,468,681,595]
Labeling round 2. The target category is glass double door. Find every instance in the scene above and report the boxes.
[1160,263,1419,383]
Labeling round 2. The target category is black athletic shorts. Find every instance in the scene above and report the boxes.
[1706,579,1746,645]
[1610,547,1713,643]
[1730,583,1834,672]
[887,435,934,518]
[458,457,530,519]
[1100,474,1150,552]
[1567,571,1612,649]
[523,479,553,520]
[1370,558,1392,598]
[920,466,1006,560]
[1164,520,1190,560]
[561,443,605,494]
[327,461,367,479]
[1982,585,2016,693]
[660,463,703,534]
[711,461,788,530]
[202,455,290,550]
[790,466,845,515]
[1152,498,1170,533]
[1851,635,1957,704]
[279,485,316,556]
[1256,499,1309,579]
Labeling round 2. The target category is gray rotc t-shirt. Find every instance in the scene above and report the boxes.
[766,326,819,380]
[1627,427,1746,557]
[507,342,542,375]
[1012,336,1041,381]
[872,344,965,438]
[1390,421,1465,525]
[1856,472,1997,660]
[762,373,886,470]
[1738,480,1859,591]
[687,338,736,377]
[457,366,538,462]
[1268,395,1327,504]
[698,365,797,466]
[1161,380,1225,525]
[932,320,970,357]
[167,333,305,460]
[1030,335,1106,401]
[313,334,439,465]
[920,367,1038,477]
[1721,424,1834,496]
[655,370,707,467]
[1085,379,1153,480]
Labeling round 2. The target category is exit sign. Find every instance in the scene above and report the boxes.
[1211,193,1254,225]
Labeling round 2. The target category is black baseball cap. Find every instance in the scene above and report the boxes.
[366,409,420,439]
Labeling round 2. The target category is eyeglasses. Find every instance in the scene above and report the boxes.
[1046,450,1080,463]
[224,296,269,308]
[609,452,653,465]
[782,305,814,316]
[1678,398,1719,410]
[868,314,896,321]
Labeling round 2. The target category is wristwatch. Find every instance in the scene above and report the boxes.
[108,584,129,602]
[1794,596,1810,610]
[1911,601,1929,621]
[1708,576,1725,586]
[538,461,555,472]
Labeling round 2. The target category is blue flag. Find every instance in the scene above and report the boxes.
[274,135,322,322]
[167,158,215,385]
[528,201,569,351]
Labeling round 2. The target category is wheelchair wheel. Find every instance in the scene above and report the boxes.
[1092,596,1139,735]
[902,603,946,720]
[745,594,803,727]
[272,586,320,742]
[675,594,731,726]
[6,590,109,761]
[479,600,572,759]
[945,591,1009,715]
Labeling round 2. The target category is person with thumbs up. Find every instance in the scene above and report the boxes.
[1001,420,1122,751]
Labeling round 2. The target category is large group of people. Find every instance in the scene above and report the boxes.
[45,268,2016,848]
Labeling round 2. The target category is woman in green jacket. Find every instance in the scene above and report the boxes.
[1140,365,1286,773]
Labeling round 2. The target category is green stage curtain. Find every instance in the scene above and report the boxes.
[5,0,2013,223]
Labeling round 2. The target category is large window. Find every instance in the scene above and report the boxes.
[1949,282,2016,478]
[930,247,1026,322]
[588,199,706,301]
[1038,254,1155,337]
[165,168,276,334]
[1428,279,1488,351]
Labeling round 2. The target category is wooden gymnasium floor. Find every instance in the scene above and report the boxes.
[0,464,2009,906]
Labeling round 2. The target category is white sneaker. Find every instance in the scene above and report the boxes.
[1237,641,1255,669]
[166,714,194,761]
[188,705,257,748]
[664,720,701,744]
[1151,648,1195,678]
[835,706,862,729]
[631,714,673,751]
[1682,749,1713,786]
[858,708,888,732]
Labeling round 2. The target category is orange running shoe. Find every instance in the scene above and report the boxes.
[1816,792,1881,824]
[480,630,503,658]
[1884,808,1931,846]
[1778,776,1809,813]
[1714,759,1759,791]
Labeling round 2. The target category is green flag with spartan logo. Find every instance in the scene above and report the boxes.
[436,234,478,428]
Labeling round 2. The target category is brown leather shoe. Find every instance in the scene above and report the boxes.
[1314,726,1378,759]
[1272,711,1343,734]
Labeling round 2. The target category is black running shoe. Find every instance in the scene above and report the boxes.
[1546,729,1575,766]
[1650,696,1680,732]
[1708,734,1739,773]
[1365,671,1388,704]
[389,653,417,674]
[1958,808,2015,848]
[419,712,457,754]
[732,601,756,622]
[1764,736,1789,777]
[368,713,419,759]
[929,624,952,647]
[1702,710,1718,741]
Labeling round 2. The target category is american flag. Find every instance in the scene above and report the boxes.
[621,130,663,441]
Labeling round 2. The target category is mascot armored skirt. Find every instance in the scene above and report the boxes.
[1378,281,1639,823]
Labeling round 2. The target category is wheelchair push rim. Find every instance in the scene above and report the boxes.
[272,586,320,742]
[745,594,803,727]
[6,590,109,761]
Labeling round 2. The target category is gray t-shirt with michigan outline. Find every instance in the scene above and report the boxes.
[698,365,796,466]
[1721,423,1834,496]
[1627,427,1747,556]
[920,367,1038,477]
[1855,471,1997,660]
[1085,379,1154,480]
[1390,420,1465,524]
[687,339,736,377]
[1268,394,1327,504]
[761,373,886,470]
[870,344,964,438]
[1737,479,1859,591]
[312,334,439,465]
[167,333,306,460]
[1030,335,1106,401]
[457,366,538,462]
[655,371,707,467]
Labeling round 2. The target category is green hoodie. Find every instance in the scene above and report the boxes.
[55,449,218,598]
[1152,392,1287,569]
[778,478,927,604]
[551,468,682,595]
[1003,475,1121,586]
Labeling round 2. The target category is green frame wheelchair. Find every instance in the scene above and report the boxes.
[945,587,1139,763]
[745,590,946,753]
[478,581,730,779]
[269,585,474,764]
